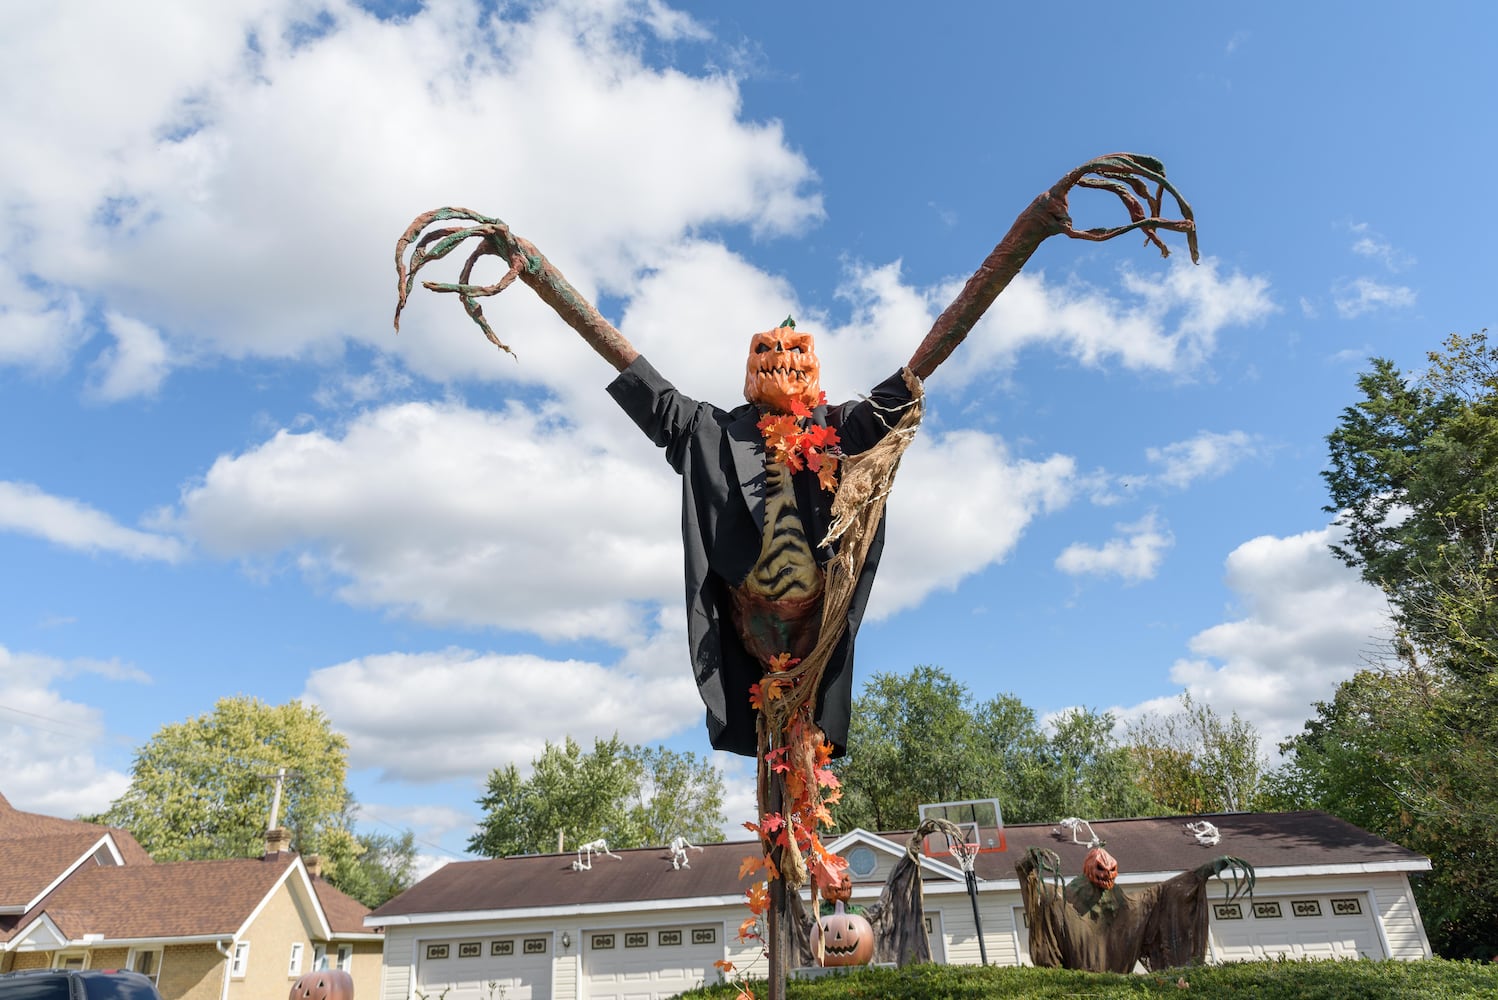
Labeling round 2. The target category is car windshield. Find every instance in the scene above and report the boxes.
[0,976,69,1000]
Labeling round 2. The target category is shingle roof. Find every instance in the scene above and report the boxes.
[0,792,154,865]
[0,832,110,909]
[21,856,299,940]
[370,811,1427,920]
[312,878,377,936]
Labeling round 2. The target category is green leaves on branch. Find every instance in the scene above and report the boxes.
[467,736,725,858]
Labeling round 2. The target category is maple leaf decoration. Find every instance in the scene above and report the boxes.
[757,392,842,492]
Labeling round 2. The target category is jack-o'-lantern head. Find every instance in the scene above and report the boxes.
[817,907,875,967]
[1083,845,1118,890]
[289,970,354,1000]
[743,321,821,413]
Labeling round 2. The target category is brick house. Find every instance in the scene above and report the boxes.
[0,791,382,1000]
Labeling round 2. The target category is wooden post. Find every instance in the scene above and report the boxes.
[759,726,787,1000]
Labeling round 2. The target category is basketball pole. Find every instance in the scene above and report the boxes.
[962,860,988,966]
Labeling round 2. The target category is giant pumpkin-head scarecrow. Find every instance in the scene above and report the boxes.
[743,322,821,413]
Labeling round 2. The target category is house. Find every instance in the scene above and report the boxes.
[0,792,382,1000]
[367,810,1431,1000]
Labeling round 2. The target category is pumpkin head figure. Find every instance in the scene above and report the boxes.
[1083,845,1118,890]
[289,970,354,1000]
[743,323,821,414]
[817,901,875,967]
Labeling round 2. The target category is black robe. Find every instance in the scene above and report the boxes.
[608,356,914,757]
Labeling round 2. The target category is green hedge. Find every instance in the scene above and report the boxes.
[677,959,1498,999]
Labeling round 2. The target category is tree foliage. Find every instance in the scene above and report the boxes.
[87,695,417,908]
[830,666,1169,832]
[1125,695,1267,814]
[468,736,725,858]
[1291,331,1498,958]
[90,696,353,861]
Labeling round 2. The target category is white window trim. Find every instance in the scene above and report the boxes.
[54,952,88,971]
[312,943,328,971]
[288,941,305,977]
[230,941,250,978]
[127,947,163,983]
[336,945,352,972]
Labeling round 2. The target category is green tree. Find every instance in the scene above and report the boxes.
[829,665,1003,832]
[1305,331,1498,958]
[1125,694,1266,814]
[468,736,725,857]
[323,829,419,908]
[89,696,354,862]
[1036,706,1157,822]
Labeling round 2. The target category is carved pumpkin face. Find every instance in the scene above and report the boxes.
[289,970,354,1000]
[817,907,875,967]
[1083,846,1118,890]
[743,325,821,413]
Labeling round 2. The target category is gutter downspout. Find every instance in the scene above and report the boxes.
[215,939,235,1000]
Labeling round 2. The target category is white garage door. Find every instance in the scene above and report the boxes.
[1211,894,1384,961]
[417,935,553,1000]
[582,924,721,1000]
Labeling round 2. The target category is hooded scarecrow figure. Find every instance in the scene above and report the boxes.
[395,152,1197,995]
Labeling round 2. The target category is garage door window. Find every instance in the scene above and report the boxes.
[1252,902,1282,919]
[1291,900,1322,918]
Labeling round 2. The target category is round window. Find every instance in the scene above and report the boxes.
[847,846,878,878]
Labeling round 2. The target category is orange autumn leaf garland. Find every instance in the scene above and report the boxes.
[757,393,842,493]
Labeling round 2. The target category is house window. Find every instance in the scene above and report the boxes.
[55,953,87,970]
[129,949,162,983]
[313,944,328,971]
[230,942,250,978]
[288,942,305,977]
[337,945,352,971]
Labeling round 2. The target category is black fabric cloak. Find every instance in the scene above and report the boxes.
[607,356,914,758]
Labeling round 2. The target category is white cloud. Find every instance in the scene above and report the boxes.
[1347,222,1413,272]
[303,647,700,783]
[872,429,1078,618]
[1145,430,1260,489]
[173,398,681,639]
[0,0,821,388]
[87,312,172,401]
[1155,525,1392,750]
[1055,512,1173,582]
[0,646,138,817]
[1333,278,1416,319]
[0,481,187,562]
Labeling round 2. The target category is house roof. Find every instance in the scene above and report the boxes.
[0,793,153,866]
[0,833,113,910]
[369,810,1428,923]
[313,877,379,936]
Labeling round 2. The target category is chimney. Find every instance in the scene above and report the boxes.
[265,826,292,857]
[304,853,322,879]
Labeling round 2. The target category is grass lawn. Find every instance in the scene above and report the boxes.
[677,958,1498,999]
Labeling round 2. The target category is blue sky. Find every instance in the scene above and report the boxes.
[2,0,1494,868]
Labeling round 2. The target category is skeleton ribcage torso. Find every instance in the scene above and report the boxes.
[745,460,824,602]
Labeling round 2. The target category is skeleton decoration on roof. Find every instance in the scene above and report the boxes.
[395,152,1197,994]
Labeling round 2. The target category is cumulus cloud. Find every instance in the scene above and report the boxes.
[1144,430,1261,489]
[1347,222,1413,272]
[1150,525,1392,750]
[1333,278,1416,319]
[173,399,681,639]
[0,0,821,391]
[0,646,140,817]
[0,481,187,562]
[303,646,700,783]
[87,312,172,402]
[1055,512,1174,582]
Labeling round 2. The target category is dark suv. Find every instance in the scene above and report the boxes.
[0,970,163,1000]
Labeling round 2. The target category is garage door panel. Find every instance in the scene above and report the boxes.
[418,936,552,1000]
[583,924,719,1000]
[1212,894,1382,962]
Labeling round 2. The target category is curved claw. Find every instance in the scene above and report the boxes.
[1194,855,1256,901]
[1052,152,1199,264]
[392,208,638,371]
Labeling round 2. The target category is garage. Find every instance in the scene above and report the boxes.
[581,923,722,1000]
[1210,893,1384,961]
[416,934,554,1000]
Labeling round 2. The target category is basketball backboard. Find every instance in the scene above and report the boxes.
[918,798,1006,858]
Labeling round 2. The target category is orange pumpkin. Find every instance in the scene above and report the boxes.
[817,901,875,967]
[824,868,854,905]
[743,324,821,413]
[1083,845,1118,890]
[289,970,354,1000]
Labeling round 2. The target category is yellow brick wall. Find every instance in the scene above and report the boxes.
[226,878,317,1000]
[90,947,130,970]
[159,943,229,1000]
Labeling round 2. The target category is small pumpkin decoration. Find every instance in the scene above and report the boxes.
[289,970,354,1000]
[817,901,875,967]
[824,868,854,905]
[1083,845,1118,890]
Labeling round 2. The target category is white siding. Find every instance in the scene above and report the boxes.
[1374,877,1433,960]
